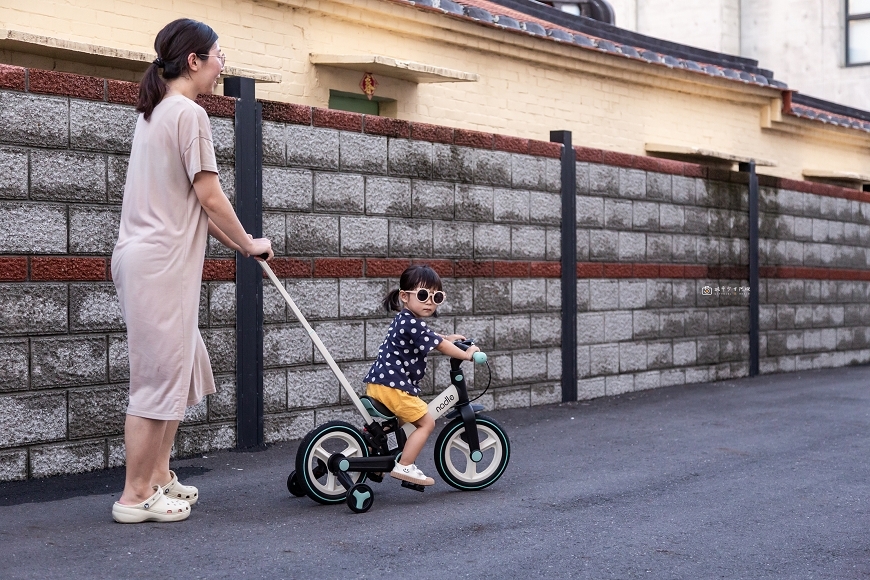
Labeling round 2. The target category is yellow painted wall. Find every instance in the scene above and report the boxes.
[1,0,868,181]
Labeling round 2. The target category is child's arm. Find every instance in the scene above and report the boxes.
[434,339,479,360]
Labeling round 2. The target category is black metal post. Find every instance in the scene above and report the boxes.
[551,131,577,402]
[225,77,264,448]
[740,161,760,377]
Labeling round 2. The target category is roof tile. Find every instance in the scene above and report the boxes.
[465,5,494,22]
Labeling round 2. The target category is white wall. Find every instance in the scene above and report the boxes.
[634,0,740,55]
[607,0,870,111]
[741,0,870,111]
[607,0,637,30]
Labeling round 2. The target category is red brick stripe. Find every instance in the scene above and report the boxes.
[314,258,364,277]
[0,257,27,281]
[413,259,454,278]
[363,116,411,138]
[531,261,560,277]
[493,260,530,277]
[454,129,494,149]
[0,64,26,91]
[107,80,138,105]
[31,257,107,281]
[195,94,235,118]
[28,69,104,101]
[202,259,235,281]
[529,140,562,158]
[455,260,493,277]
[493,134,529,154]
[259,100,312,125]
[268,258,312,278]
[10,256,870,282]
[366,259,412,277]
[409,123,454,144]
[313,108,363,132]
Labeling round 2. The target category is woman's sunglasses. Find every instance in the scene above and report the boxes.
[403,288,446,304]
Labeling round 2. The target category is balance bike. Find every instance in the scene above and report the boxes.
[259,261,511,513]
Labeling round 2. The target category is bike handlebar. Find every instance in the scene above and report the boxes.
[453,339,487,364]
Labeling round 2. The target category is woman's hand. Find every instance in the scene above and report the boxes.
[242,236,273,261]
[441,334,466,342]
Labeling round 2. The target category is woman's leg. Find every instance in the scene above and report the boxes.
[152,420,180,486]
[118,415,168,505]
[398,412,435,465]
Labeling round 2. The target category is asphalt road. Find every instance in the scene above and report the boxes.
[2,366,870,579]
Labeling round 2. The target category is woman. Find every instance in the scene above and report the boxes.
[111,19,273,523]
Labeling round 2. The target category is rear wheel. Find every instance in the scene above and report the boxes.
[434,415,510,491]
[346,483,374,513]
[286,470,306,497]
[295,421,369,504]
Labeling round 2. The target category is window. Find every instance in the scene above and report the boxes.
[328,90,379,115]
[328,90,399,118]
[847,0,870,65]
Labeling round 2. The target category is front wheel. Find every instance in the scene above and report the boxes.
[434,414,510,491]
[295,421,369,504]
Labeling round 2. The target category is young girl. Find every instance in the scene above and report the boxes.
[364,265,479,486]
[111,19,272,523]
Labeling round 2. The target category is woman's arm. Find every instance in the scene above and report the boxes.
[193,171,272,259]
[208,219,243,253]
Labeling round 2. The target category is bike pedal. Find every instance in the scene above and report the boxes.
[400,481,425,493]
[368,472,384,483]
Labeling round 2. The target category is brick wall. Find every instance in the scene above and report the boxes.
[1,64,869,482]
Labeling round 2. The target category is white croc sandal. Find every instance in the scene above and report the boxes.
[162,470,199,505]
[112,486,190,523]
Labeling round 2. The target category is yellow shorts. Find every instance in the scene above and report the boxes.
[366,383,428,424]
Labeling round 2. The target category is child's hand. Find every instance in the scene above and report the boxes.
[442,334,466,342]
[466,345,480,360]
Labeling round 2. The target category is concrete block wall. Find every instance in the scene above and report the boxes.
[2,64,870,481]
[245,111,565,441]
[571,160,752,398]
[0,67,564,481]
[757,187,870,372]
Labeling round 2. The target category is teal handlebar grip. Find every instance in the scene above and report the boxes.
[472,351,487,364]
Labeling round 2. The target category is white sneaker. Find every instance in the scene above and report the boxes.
[390,462,435,486]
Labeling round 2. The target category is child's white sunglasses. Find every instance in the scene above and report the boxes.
[402,288,446,304]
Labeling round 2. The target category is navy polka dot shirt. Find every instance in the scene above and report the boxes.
[364,309,442,395]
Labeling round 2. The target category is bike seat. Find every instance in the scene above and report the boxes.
[360,396,396,420]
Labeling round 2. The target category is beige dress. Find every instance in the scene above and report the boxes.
[112,95,218,421]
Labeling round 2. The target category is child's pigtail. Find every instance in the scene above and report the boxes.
[382,289,402,312]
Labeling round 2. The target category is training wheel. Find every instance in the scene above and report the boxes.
[346,483,374,513]
[287,470,306,497]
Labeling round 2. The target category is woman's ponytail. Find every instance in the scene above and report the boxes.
[136,63,166,121]
[136,19,218,121]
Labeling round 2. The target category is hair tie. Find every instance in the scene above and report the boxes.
[153,57,165,68]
